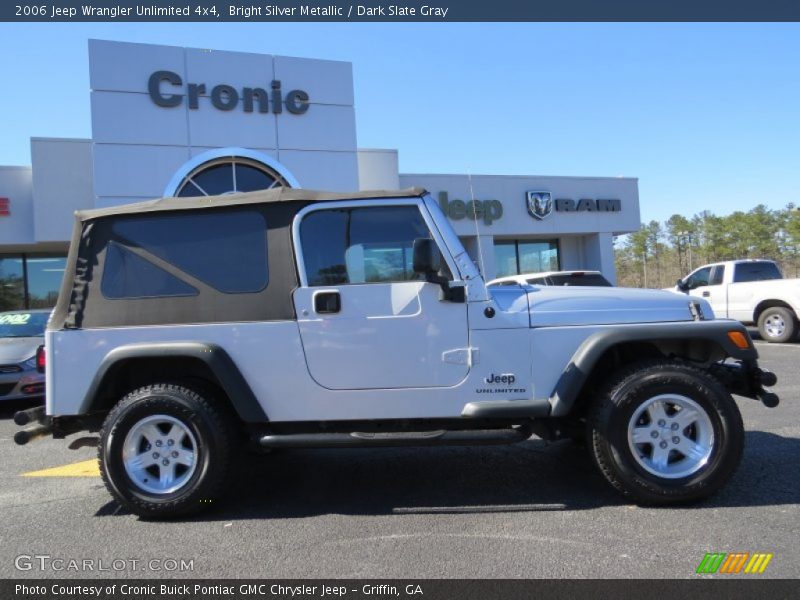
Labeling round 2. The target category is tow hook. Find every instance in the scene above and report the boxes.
[755,367,779,408]
[711,363,779,408]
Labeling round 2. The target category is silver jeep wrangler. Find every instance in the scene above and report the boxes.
[15,188,778,518]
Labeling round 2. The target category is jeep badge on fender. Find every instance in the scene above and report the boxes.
[485,373,516,385]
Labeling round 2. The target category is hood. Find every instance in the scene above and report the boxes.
[521,286,712,327]
[0,336,41,364]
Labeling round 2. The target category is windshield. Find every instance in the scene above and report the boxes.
[0,312,48,338]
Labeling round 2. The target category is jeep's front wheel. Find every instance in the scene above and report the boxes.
[588,361,744,505]
[99,383,235,518]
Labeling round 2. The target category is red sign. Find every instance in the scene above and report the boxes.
[0,198,9,216]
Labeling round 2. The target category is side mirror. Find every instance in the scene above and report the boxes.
[676,278,689,292]
[413,238,441,274]
[411,238,464,303]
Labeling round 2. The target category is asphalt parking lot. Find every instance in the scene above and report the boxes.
[0,339,798,579]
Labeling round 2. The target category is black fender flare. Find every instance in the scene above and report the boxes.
[548,320,758,417]
[79,341,267,422]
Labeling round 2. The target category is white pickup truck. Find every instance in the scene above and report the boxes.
[673,259,800,343]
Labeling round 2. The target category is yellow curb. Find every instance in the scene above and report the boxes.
[22,459,100,478]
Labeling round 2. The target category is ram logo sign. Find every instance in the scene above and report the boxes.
[525,191,622,220]
[696,552,773,574]
[526,191,553,220]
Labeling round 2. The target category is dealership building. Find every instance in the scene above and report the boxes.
[0,39,640,310]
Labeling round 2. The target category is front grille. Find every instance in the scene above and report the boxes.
[0,382,17,396]
[0,365,22,374]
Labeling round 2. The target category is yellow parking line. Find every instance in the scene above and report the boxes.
[22,459,100,478]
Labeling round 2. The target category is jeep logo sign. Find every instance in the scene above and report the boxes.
[525,191,621,219]
[438,192,503,226]
[485,373,516,385]
[148,70,310,115]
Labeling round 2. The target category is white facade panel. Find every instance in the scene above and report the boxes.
[185,47,274,90]
[89,39,185,93]
[186,104,278,148]
[189,146,278,160]
[278,150,359,191]
[558,236,584,271]
[276,104,357,152]
[274,55,354,106]
[90,91,189,146]
[30,139,93,242]
[357,149,400,190]
[93,144,190,198]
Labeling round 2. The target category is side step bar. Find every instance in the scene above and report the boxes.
[259,424,534,449]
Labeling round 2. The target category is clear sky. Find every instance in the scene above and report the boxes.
[0,22,797,223]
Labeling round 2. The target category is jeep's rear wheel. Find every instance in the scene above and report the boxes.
[99,383,235,518]
[588,361,744,505]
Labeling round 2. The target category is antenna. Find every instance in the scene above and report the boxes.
[467,171,487,280]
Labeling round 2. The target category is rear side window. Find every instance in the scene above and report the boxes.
[102,242,199,299]
[102,210,268,299]
[733,262,782,283]
[301,206,433,286]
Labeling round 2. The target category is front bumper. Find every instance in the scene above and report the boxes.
[711,360,779,408]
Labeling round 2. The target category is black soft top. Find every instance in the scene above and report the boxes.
[75,187,428,222]
[52,188,428,330]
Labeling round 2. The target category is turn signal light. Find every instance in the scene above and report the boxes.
[36,345,45,373]
[727,331,751,350]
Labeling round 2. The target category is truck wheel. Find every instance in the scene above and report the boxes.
[757,306,796,343]
[588,361,744,505]
[99,383,236,518]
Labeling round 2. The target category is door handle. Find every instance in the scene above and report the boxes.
[314,291,341,314]
[702,291,710,297]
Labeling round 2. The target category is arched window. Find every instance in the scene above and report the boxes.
[175,156,291,197]
[164,148,300,198]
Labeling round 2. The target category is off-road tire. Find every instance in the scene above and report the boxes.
[757,306,796,343]
[588,360,744,505]
[99,383,236,519]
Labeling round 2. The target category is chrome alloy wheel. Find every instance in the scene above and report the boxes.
[627,394,714,479]
[122,415,198,494]
[764,313,786,338]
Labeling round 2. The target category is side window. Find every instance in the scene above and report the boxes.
[733,262,782,283]
[102,242,199,299]
[301,205,435,286]
[686,266,712,290]
[709,265,725,286]
[102,210,268,299]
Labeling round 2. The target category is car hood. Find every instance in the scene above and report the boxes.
[517,286,712,327]
[0,337,41,364]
